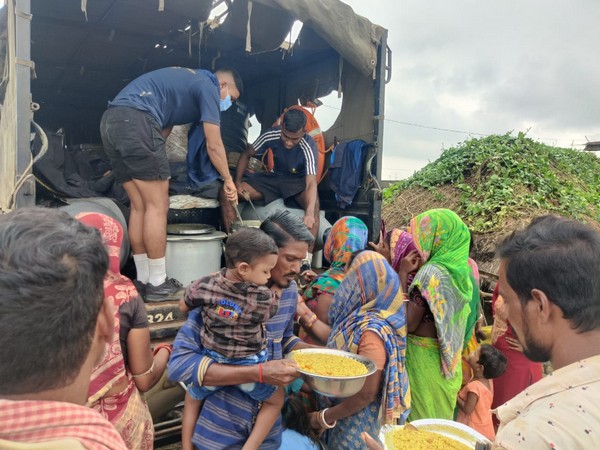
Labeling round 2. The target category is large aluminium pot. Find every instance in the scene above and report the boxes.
[165,224,226,286]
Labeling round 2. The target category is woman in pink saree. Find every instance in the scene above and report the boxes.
[78,212,171,449]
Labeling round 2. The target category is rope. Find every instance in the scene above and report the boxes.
[9,121,48,209]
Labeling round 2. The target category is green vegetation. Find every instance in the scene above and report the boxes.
[384,132,600,232]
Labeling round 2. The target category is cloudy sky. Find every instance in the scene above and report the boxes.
[314,0,600,180]
[4,0,597,182]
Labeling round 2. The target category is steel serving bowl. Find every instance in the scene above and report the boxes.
[291,348,377,398]
[379,420,492,449]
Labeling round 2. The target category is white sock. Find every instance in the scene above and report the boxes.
[148,257,167,287]
[133,253,149,283]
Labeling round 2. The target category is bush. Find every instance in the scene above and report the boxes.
[383,132,600,233]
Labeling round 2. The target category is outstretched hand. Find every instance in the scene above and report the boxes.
[368,229,385,252]
[368,230,391,261]
[361,432,384,450]
[399,250,421,274]
[309,412,322,431]
[506,336,524,352]
[300,269,317,285]
[260,359,299,386]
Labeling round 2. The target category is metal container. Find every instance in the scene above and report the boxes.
[167,195,220,227]
[291,348,377,398]
[231,220,262,233]
[165,228,227,286]
[379,419,492,449]
[167,206,219,227]
[167,223,215,235]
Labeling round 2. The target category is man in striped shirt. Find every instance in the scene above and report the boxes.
[169,210,316,449]
[222,109,320,247]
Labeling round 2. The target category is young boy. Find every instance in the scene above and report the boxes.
[179,227,282,450]
[456,343,508,441]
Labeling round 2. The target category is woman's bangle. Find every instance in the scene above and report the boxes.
[153,343,173,357]
[318,408,337,429]
[131,361,155,378]
[258,363,264,383]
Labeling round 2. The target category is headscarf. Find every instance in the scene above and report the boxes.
[463,257,481,349]
[327,251,411,423]
[304,216,368,300]
[408,208,473,378]
[77,212,138,404]
[389,228,417,273]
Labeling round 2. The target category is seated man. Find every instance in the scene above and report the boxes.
[0,208,127,449]
[221,109,320,254]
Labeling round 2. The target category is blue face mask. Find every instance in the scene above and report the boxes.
[220,95,233,112]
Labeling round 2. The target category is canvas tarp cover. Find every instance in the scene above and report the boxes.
[107,0,385,77]
[233,0,385,77]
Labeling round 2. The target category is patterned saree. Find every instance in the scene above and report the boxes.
[322,251,411,449]
[405,209,472,421]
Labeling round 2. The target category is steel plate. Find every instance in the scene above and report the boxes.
[166,223,216,235]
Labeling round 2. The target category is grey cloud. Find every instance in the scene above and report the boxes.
[340,0,600,178]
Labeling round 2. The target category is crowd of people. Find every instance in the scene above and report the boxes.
[0,63,598,449]
[2,205,600,450]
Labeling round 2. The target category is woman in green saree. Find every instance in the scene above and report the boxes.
[398,208,473,421]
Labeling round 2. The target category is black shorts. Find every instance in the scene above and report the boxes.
[245,173,306,205]
[100,106,171,183]
[189,179,222,199]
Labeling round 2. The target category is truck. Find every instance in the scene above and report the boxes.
[0,0,391,440]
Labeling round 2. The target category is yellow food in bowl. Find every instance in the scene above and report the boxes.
[417,424,478,443]
[389,427,470,450]
[292,353,368,377]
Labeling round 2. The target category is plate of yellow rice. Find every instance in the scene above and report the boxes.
[290,349,376,397]
[380,419,492,450]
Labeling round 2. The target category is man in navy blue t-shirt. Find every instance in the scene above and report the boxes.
[100,67,242,301]
[222,109,319,252]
